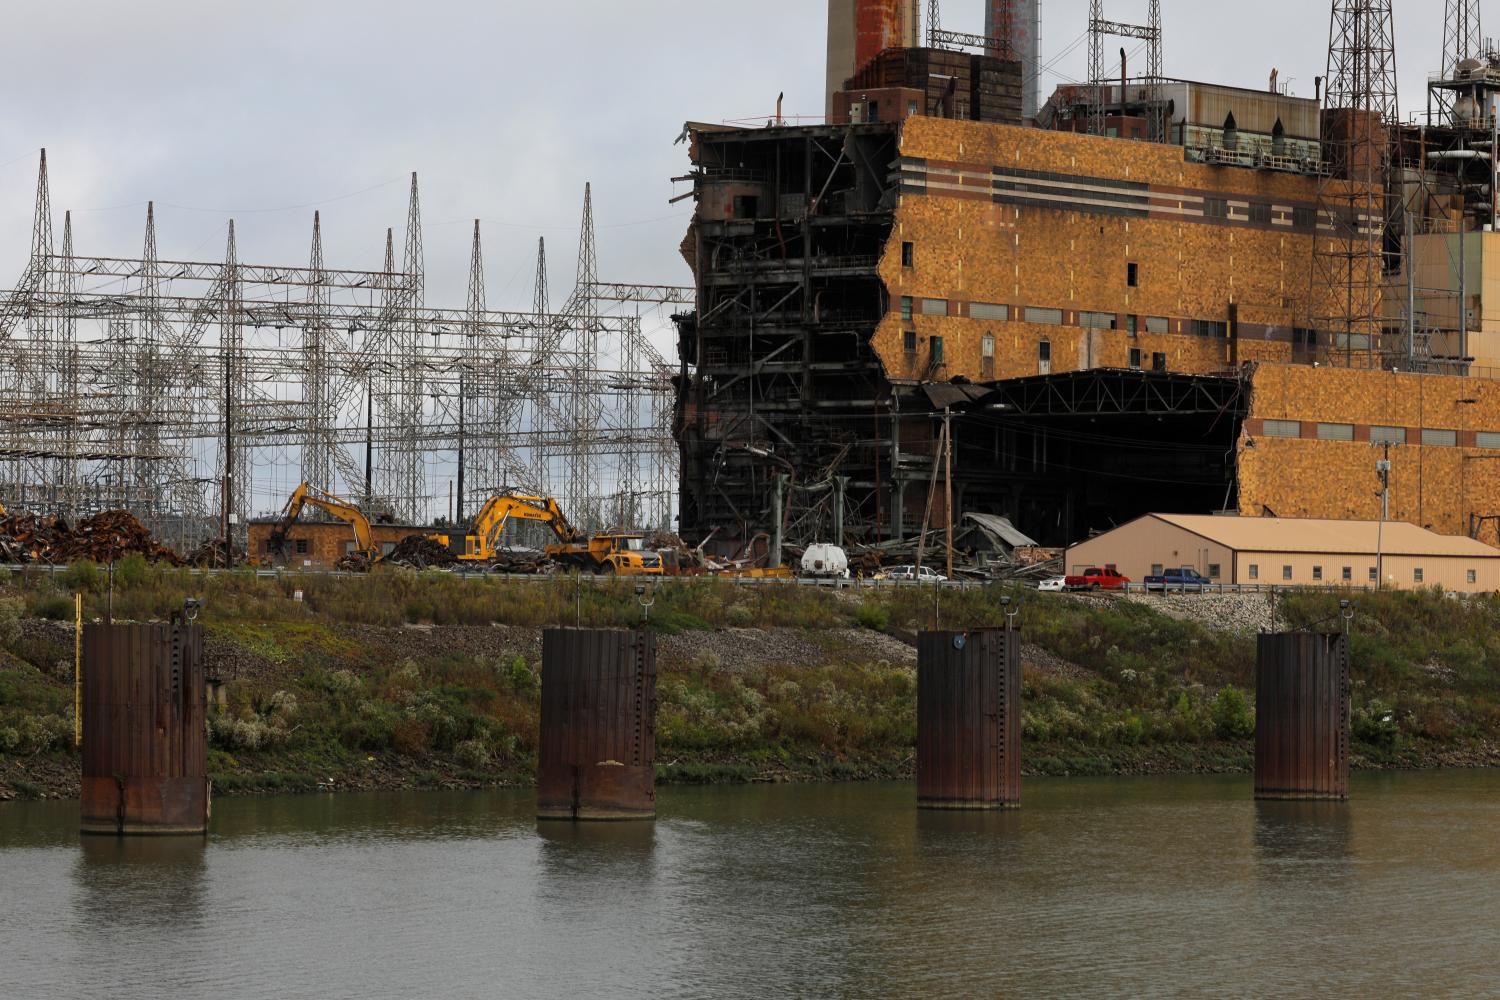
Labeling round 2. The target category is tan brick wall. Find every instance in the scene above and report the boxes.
[1239,363,1500,546]
[872,117,1364,383]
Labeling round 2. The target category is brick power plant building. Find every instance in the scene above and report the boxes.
[672,0,1500,564]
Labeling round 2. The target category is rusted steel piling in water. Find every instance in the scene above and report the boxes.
[1255,632,1350,801]
[80,622,210,835]
[537,628,657,821]
[917,628,1022,810]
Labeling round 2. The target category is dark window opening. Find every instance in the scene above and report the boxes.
[1271,117,1287,156]
[1223,111,1239,150]
[732,195,758,219]
[1208,564,1221,579]
[901,242,914,268]
[1129,347,1142,369]
[1205,198,1229,219]
[930,336,944,364]
[1249,202,1272,225]
[1342,567,1353,581]
[1152,352,1167,372]
[295,539,309,555]
[1127,262,1139,287]
[901,296,913,321]
[904,330,917,353]
[1038,340,1052,362]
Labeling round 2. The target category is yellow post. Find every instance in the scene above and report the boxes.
[74,592,82,747]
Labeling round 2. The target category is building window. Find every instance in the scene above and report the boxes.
[1342,566,1353,582]
[1293,206,1317,228]
[930,336,944,364]
[1248,564,1259,580]
[901,296,913,321]
[732,195,759,218]
[1422,428,1457,447]
[1249,202,1273,225]
[1313,566,1323,581]
[263,539,275,554]
[921,298,949,317]
[296,539,309,554]
[1038,340,1052,362]
[1262,420,1301,438]
[981,335,995,380]
[1145,316,1169,334]
[971,302,1009,321]
[1414,568,1424,584]
[907,100,918,117]
[1317,423,1355,441]
[1127,314,1139,336]
[1478,431,1500,450]
[902,242,914,268]
[1081,311,1116,329]
[1152,352,1167,372]
[1208,564,1221,579]
[1127,262,1139,287]
[1026,307,1064,325]
[1468,569,1478,585]
[1151,564,1164,577]
[904,330,917,353]
[1129,347,1142,369]
[1372,425,1407,445]
[1205,198,1229,219]
[1282,565,1293,581]
[1369,567,1378,582]
[1190,319,1228,338]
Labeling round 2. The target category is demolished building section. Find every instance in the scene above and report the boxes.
[673,0,1500,566]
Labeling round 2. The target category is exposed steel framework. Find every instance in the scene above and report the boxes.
[1311,0,1400,369]
[0,153,688,547]
[1087,0,1165,143]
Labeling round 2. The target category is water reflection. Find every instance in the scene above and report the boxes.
[1252,799,1353,881]
[72,835,208,932]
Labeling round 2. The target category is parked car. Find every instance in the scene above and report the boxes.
[1064,565,1131,592]
[1144,567,1213,592]
[1037,576,1067,592]
[880,564,948,582]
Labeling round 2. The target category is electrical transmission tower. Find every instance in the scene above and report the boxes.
[1445,0,1483,73]
[1312,0,1399,368]
[1087,1,1164,143]
[0,152,685,546]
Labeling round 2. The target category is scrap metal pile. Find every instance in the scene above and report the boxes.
[380,534,457,570]
[0,510,186,566]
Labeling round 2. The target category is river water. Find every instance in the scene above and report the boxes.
[1,771,1496,998]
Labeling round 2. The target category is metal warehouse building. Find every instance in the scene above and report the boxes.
[1067,514,1500,592]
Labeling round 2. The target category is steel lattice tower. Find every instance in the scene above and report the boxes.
[1087,1,1164,142]
[1312,0,1399,368]
[1445,0,1483,73]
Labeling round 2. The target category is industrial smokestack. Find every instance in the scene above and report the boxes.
[826,0,910,120]
[987,0,1041,120]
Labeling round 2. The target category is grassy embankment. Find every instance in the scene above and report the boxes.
[2,557,1498,800]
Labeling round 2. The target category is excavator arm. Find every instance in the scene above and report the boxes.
[273,482,377,561]
[462,493,580,558]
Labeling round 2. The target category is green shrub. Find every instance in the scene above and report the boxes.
[0,595,23,646]
[854,603,890,631]
[455,738,490,769]
[32,596,73,622]
[1210,686,1254,740]
[507,655,539,698]
[61,561,101,593]
[116,553,149,589]
[1352,699,1400,750]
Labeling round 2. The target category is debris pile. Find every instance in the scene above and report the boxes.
[380,534,456,569]
[0,510,185,566]
[187,537,246,568]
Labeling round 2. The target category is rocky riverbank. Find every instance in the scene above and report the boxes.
[2,572,1499,802]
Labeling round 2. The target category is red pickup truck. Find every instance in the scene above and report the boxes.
[1064,565,1131,592]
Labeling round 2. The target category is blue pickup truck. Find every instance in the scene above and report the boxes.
[1144,567,1213,592]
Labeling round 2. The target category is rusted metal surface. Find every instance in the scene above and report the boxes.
[537,628,657,821]
[0,509,184,565]
[1255,632,1350,801]
[80,623,210,835]
[917,628,1021,810]
[855,0,907,74]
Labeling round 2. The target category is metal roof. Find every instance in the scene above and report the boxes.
[1145,514,1500,558]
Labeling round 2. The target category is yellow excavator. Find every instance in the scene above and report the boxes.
[268,482,382,569]
[433,492,663,575]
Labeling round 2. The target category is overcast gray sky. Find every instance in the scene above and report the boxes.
[0,1,1447,321]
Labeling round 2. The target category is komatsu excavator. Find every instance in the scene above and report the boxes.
[432,492,662,575]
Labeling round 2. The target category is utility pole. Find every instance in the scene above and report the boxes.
[1376,442,1392,591]
[221,346,232,567]
[915,414,948,574]
[943,406,954,581]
